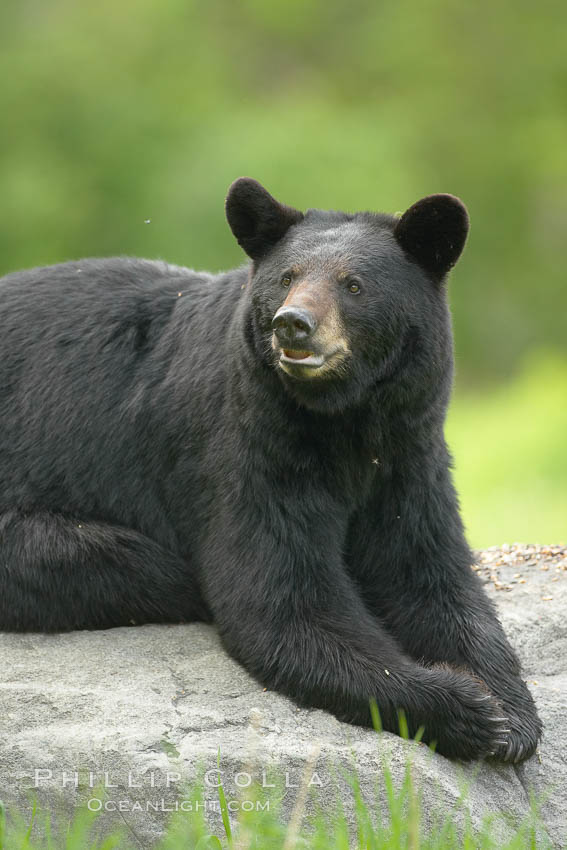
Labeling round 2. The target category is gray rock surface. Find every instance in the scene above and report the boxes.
[0,545,565,847]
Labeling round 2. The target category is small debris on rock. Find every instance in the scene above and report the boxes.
[474,544,566,594]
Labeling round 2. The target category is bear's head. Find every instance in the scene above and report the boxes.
[226,178,469,415]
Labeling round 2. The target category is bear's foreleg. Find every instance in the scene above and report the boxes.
[202,498,510,761]
[346,474,542,763]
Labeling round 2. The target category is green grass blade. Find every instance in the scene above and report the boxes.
[216,748,232,845]
[195,836,223,850]
[369,699,382,733]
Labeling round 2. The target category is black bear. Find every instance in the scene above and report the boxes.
[0,178,541,762]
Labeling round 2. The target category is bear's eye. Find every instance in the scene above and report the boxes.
[347,279,361,295]
[281,274,292,287]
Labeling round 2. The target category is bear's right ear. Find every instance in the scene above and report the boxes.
[226,178,304,261]
[393,194,470,281]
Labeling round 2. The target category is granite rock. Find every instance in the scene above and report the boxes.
[0,545,565,846]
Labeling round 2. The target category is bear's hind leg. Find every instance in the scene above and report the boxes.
[0,510,210,631]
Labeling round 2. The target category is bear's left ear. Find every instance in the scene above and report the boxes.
[393,194,469,281]
[226,177,304,261]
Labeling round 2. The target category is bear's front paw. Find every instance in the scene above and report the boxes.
[488,707,542,763]
[480,676,542,763]
[422,669,511,761]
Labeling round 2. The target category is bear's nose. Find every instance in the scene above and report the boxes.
[271,307,317,346]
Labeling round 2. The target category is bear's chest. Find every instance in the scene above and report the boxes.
[283,419,383,511]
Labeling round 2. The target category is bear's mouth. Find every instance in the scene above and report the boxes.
[272,333,350,378]
[283,349,311,360]
[280,349,325,368]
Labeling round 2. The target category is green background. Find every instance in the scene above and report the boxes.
[1,0,565,546]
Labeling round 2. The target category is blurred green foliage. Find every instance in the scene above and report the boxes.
[0,0,565,543]
[448,352,567,546]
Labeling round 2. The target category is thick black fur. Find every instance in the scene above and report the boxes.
[0,179,541,762]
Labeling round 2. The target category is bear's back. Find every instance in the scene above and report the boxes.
[0,257,239,527]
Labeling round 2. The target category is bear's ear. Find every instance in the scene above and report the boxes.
[393,194,469,281]
[226,178,304,261]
